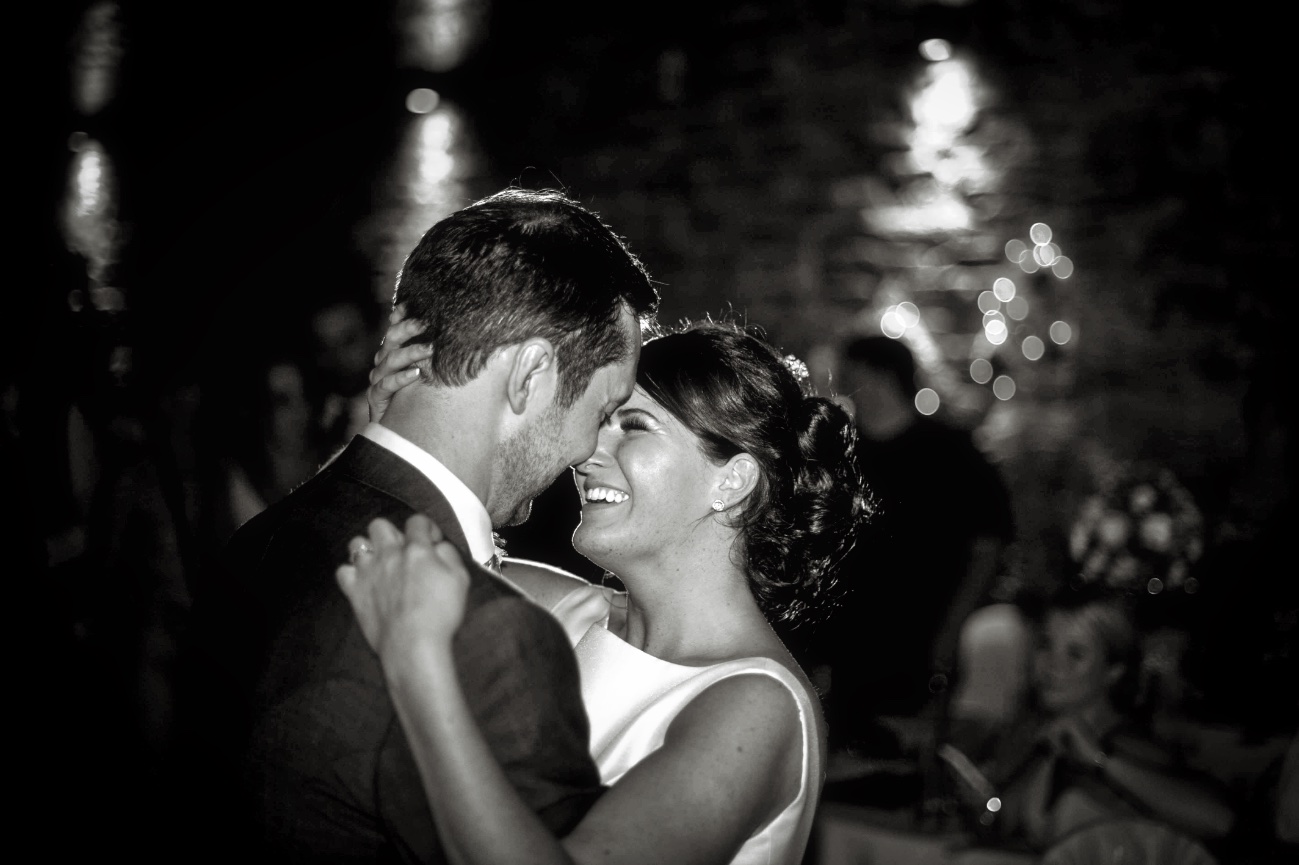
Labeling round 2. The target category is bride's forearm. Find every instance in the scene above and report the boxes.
[383,638,578,865]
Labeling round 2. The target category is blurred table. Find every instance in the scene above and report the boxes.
[813,802,1039,865]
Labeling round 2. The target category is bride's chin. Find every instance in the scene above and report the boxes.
[573,532,621,575]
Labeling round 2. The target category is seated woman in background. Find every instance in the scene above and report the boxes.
[947,583,1235,851]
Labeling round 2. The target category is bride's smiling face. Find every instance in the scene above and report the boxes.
[571,387,722,571]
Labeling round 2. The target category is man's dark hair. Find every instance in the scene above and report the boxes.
[393,188,658,407]
[844,335,918,398]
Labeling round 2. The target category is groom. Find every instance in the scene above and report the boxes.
[181,189,658,861]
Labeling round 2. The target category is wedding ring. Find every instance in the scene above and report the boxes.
[349,540,374,564]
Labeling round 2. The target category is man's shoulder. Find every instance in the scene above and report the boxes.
[498,558,595,609]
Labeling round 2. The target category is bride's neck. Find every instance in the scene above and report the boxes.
[613,556,765,664]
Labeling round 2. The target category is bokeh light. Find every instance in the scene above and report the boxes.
[1049,320,1073,345]
[992,277,1016,302]
[984,319,1008,345]
[72,1,122,115]
[897,301,921,328]
[61,137,119,286]
[915,387,941,415]
[987,797,1002,813]
[1021,335,1045,361]
[1029,222,1052,245]
[970,357,993,384]
[405,87,440,114]
[919,38,952,61]
[1018,255,1041,274]
[416,110,457,188]
[880,307,907,338]
[911,58,977,132]
[1052,255,1075,279]
[1006,296,1030,320]
[977,290,1000,313]
[992,374,1016,400]
[402,0,488,72]
[1147,577,1164,595]
[1004,238,1027,263]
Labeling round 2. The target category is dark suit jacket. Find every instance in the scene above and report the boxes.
[180,436,602,863]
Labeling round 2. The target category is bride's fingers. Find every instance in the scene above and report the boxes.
[404,513,445,547]
[336,563,358,594]
[371,322,426,378]
[371,367,421,395]
[347,535,377,567]
[370,344,432,386]
[366,517,406,551]
[431,538,470,580]
[378,308,417,344]
[375,317,425,355]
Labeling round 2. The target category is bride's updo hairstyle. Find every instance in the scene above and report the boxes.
[635,319,871,625]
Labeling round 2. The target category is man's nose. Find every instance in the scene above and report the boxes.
[575,427,614,470]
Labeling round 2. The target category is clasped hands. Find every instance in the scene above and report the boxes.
[1037,715,1108,769]
[337,514,471,661]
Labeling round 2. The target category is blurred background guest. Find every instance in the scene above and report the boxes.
[944,584,1235,854]
[305,286,384,457]
[814,334,1014,754]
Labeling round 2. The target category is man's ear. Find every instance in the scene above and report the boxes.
[505,337,557,416]
[716,454,760,508]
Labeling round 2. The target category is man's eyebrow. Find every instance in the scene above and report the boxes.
[614,406,657,421]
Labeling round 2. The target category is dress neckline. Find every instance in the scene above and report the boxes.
[585,607,791,675]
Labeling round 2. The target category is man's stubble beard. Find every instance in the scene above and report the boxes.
[497,404,567,528]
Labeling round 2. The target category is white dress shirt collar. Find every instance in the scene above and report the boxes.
[359,423,497,566]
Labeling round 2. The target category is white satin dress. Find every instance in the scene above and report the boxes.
[541,580,823,865]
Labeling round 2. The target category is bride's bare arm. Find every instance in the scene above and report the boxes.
[339,515,802,865]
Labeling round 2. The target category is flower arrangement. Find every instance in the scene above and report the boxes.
[1068,463,1205,595]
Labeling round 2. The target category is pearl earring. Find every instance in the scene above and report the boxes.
[711,499,725,511]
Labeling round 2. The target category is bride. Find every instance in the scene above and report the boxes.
[339,319,870,864]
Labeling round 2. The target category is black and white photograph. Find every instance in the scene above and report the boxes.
[14,1,1296,863]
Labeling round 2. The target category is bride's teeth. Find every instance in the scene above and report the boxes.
[586,487,629,503]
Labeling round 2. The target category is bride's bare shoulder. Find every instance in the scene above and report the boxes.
[499,558,598,609]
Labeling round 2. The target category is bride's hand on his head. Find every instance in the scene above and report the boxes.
[336,514,471,662]
[368,308,433,422]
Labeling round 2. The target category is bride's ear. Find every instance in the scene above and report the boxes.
[716,454,760,508]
